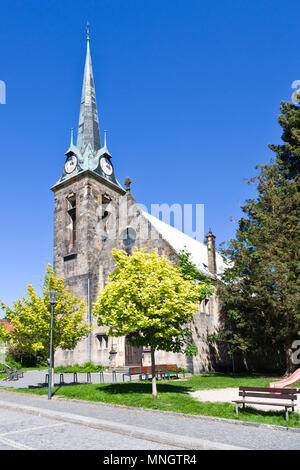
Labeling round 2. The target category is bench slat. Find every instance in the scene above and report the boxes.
[127,367,140,374]
[239,386,298,393]
[140,366,163,372]
[239,391,297,400]
[163,364,177,371]
[233,400,294,408]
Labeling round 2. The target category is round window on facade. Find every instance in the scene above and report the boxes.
[122,227,136,248]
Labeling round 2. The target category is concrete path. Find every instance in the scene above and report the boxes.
[0,389,300,449]
[0,369,133,389]
[0,369,191,389]
[190,388,300,413]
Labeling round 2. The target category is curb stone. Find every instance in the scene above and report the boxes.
[0,388,299,434]
[0,399,247,450]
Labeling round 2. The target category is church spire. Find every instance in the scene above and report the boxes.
[76,23,101,153]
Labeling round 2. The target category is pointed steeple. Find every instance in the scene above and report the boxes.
[51,26,125,194]
[77,23,101,153]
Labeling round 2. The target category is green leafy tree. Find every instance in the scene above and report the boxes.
[177,248,215,358]
[268,101,300,179]
[93,248,213,395]
[177,247,208,283]
[0,322,10,344]
[0,265,92,375]
[217,101,300,374]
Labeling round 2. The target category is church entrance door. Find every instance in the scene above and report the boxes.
[125,338,143,366]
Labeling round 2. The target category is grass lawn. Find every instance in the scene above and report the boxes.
[5,372,300,429]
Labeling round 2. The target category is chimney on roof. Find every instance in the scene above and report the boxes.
[206,229,217,276]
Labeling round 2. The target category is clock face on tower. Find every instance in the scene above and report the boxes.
[64,155,78,174]
[100,156,113,176]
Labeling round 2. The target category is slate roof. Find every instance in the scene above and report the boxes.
[142,211,228,279]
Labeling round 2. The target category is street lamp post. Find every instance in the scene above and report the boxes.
[46,290,61,400]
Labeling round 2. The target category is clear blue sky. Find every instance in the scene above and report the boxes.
[0,0,299,312]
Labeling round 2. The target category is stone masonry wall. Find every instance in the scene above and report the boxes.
[52,175,221,371]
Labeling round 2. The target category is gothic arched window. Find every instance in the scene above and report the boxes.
[122,227,136,248]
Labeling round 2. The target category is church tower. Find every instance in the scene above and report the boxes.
[51,26,125,365]
[50,26,226,372]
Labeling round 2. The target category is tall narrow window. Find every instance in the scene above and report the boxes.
[100,194,112,238]
[101,194,111,220]
[96,334,109,350]
[67,194,76,250]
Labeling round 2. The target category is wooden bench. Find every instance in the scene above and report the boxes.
[122,364,186,382]
[232,386,298,420]
[140,364,185,380]
[140,365,165,380]
[161,364,185,379]
[122,367,143,382]
[123,366,165,381]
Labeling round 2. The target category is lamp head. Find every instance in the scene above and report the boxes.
[46,290,62,305]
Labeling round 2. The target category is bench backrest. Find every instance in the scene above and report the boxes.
[128,367,141,375]
[141,366,164,373]
[239,386,298,401]
[162,364,177,372]
[138,364,179,373]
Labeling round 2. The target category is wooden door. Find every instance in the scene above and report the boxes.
[125,338,143,366]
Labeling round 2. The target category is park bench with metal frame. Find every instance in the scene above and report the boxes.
[162,364,185,379]
[4,367,23,381]
[122,364,185,382]
[232,386,298,420]
[3,366,12,381]
[122,366,161,382]
[16,369,24,379]
[140,365,165,380]
[122,366,143,382]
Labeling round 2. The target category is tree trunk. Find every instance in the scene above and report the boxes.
[242,352,249,372]
[150,346,157,397]
[284,339,294,377]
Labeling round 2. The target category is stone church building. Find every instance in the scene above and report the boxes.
[51,30,227,373]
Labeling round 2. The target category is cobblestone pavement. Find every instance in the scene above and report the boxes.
[0,389,300,449]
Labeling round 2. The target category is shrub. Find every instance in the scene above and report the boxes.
[54,362,105,373]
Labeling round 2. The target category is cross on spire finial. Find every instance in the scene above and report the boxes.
[124,177,132,192]
[86,21,90,41]
[76,21,101,152]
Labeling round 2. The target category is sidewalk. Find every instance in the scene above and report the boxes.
[0,369,134,389]
[0,389,300,449]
